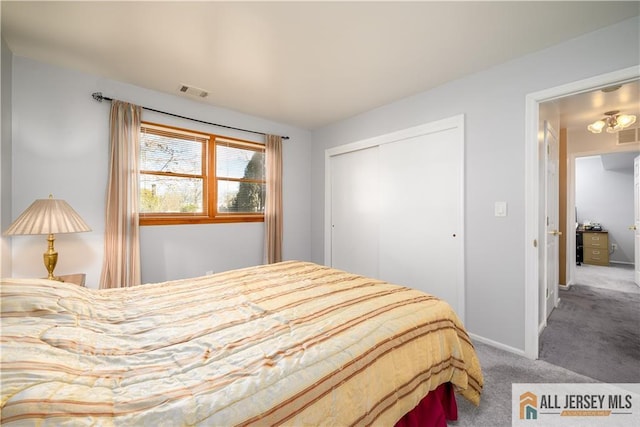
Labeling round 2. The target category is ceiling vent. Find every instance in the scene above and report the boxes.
[179,84,208,98]
[617,126,639,145]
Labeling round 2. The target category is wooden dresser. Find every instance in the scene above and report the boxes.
[581,231,609,266]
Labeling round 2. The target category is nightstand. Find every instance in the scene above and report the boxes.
[58,273,86,287]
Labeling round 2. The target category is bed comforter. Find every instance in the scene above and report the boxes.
[1,261,482,425]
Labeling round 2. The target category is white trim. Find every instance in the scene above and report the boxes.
[325,114,466,320]
[457,116,466,321]
[538,321,547,336]
[524,92,541,360]
[326,115,463,157]
[524,66,639,360]
[469,333,526,357]
[324,152,332,266]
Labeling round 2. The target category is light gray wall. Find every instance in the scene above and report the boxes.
[576,155,635,264]
[310,17,640,351]
[10,56,312,287]
[1,37,13,278]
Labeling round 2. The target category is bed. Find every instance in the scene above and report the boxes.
[1,260,482,425]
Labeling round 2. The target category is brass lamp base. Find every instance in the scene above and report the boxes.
[43,233,61,281]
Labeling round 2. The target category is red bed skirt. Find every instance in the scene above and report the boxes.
[394,382,458,427]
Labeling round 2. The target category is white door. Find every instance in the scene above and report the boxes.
[378,128,462,311]
[544,122,560,320]
[634,155,639,285]
[327,116,465,318]
[330,146,380,278]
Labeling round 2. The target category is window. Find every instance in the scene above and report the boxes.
[139,122,265,225]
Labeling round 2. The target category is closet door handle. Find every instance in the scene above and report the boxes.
[549,230,562,236]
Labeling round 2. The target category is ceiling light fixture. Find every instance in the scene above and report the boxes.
[600,84,622,93]
[587,110,636,134]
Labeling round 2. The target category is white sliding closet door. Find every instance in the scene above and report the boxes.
[378,127,462,309]
[326,116,464,319]
[330,146,380,278]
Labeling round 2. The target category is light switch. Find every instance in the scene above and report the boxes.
[495,201,507,217]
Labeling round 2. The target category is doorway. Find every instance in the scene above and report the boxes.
[536,98,639,380]
[570,152,638,286]
[524,66,640,360]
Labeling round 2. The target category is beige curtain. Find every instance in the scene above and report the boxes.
[99,100,142,288]
[265,135,283,264]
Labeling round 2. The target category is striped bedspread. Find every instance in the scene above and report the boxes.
[1,261,482,425]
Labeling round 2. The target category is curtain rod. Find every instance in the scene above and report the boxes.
[91,92,289,140]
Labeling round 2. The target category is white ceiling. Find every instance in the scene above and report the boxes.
[2,1,639,130]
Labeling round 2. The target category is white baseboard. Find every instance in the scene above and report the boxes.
[610,261,633,266]
[469,333,526,358]
[538,321,547,335]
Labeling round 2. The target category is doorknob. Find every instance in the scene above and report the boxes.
[549,230,563,236]
[630,225,638,231]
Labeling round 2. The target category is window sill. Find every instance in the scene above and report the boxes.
[140,215,264,226]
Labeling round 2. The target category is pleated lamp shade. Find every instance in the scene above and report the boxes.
[5,196,91,236]
[4,196,91,280]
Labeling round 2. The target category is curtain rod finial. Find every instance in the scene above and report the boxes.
[92,92,104,102]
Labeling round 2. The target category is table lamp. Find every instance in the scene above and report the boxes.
[4,195,91,280]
